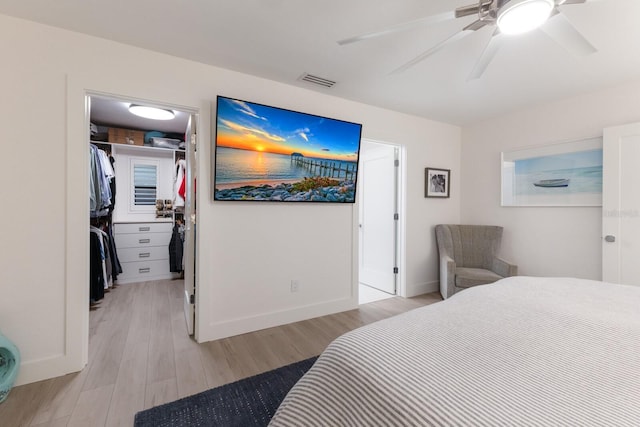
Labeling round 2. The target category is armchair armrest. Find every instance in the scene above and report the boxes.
[440,255,456,299]
[492,257,518,278]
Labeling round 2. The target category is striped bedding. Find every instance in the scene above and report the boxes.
[269,276,640,426]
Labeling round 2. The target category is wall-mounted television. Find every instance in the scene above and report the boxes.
[213,96,362,203]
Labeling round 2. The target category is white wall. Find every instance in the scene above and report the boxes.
[461,80,640,279]
[0,14,460,385]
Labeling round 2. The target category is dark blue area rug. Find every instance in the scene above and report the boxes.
[134,357,317,427]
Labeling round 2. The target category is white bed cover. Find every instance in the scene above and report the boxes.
[270,277,640,426]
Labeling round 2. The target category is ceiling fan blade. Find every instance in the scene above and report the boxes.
[455,2,485,18]
[468,30,503,81]
[337,11,456,45]
[390,29,474,75]
[541,13,596,56]
[559,0,608,4]
[463,19,490,32]
[561,0,607,4]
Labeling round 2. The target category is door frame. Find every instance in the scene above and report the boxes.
[602,122,640,284]
[356,138,407,298]
[65,79,200,375]
[183,114,198,335]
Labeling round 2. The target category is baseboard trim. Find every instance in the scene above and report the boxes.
[198,297,358,343]
[406,280,439,298]
[15,353,81,386]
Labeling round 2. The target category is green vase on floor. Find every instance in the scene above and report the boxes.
[0,332,20,403]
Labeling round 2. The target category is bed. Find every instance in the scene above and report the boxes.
[269,276,640,426]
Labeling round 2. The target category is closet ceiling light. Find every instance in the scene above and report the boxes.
[128,104,175,120]
[497,0,555,35]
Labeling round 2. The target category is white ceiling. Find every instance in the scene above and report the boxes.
[1,0,639,126]
[90,96,190,134]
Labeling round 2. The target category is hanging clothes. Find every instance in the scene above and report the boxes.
[105,222,122,279]
[173,159,186,207]
[89,144,114,217]
[97,148,115,180]
[88,144,121,301]
[91,226,111,290]
[108,155,117,212]
[178,176,186,201]
[89,228,105,302]
[168,224,184,273]
[89,146,99,213]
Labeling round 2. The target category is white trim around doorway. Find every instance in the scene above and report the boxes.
[356,138,407,299]
[20,76,203,386]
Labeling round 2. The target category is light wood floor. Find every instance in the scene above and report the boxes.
[0,279,441,427]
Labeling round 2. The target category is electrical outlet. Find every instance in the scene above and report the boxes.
[290,280,299,293]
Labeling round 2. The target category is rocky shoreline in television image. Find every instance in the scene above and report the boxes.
[215,179,356,202]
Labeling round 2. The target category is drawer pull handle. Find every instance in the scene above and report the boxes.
[139,238,151,244]
[139,226,151,232]
[139,268,151,273]
[139,252,151,258]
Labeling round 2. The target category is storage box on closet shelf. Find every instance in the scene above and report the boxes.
[145,137,182,149]
[108,127,144,146]
[155,199,173,218]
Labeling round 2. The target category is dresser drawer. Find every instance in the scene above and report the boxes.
[118,246,169,263]
[117,259,172,283]
[115,232,171,249]
[114,222,172,235]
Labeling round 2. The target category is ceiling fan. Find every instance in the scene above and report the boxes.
[338,0,601,79]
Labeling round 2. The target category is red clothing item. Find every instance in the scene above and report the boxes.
[178,175,186,200]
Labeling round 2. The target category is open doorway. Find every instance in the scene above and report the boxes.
[358,140,402,304]
[87,94,198,346]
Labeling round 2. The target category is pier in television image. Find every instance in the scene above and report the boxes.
[213,96,362,203]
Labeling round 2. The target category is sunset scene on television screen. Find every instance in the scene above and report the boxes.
[216,97,360,160]
[214,96,362,202]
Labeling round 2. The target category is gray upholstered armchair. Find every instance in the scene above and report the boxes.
[435,224,517,299]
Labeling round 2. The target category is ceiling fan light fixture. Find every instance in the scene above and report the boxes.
[128,104,175,120]
[497,0,554,35]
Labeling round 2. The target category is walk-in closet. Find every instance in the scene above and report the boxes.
[88,94,197,342]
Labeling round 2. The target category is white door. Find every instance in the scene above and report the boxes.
[183,114,197,334]
[602,122,640,286]
[359,141,398,294]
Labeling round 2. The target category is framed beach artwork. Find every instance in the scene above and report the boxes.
[213,96,363,203]
[425,167,450,198]
[501,137,603,207]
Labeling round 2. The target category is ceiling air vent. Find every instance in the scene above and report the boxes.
[299,73,336,88]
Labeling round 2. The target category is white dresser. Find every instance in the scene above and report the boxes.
[113,221,175,283]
